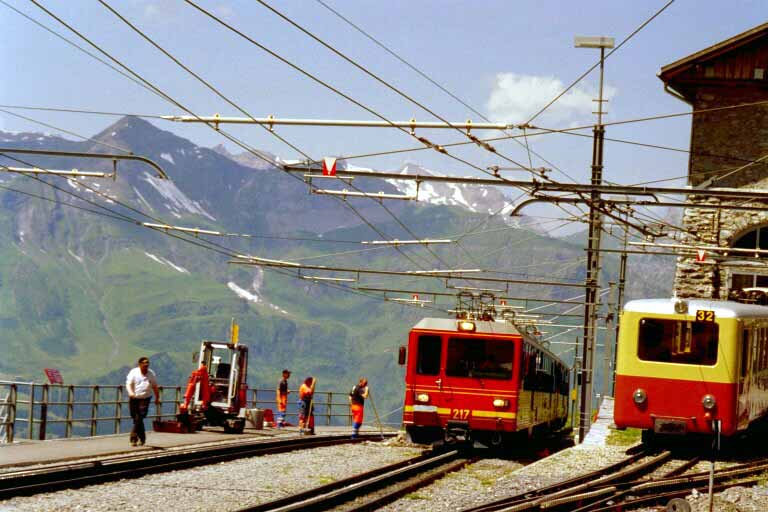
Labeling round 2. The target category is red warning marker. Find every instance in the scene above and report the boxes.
[322,157,337,176]
[696,249,706,262]
[500,299,507,306]
[412,294,419,301]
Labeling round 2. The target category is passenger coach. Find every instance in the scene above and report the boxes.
[399,317,569,447]
[614,298,768,439]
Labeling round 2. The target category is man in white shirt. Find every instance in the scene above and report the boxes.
[125,356,160,446]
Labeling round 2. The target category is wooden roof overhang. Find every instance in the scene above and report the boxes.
[659,22,768,103]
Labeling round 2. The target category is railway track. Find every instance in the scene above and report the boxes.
[239,448,473,512]
[460,448,667,512]
[0,433,393,500]
[584,458,768,511]
[460,447,768,512]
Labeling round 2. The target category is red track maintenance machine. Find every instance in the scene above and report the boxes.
[176,339,250,433]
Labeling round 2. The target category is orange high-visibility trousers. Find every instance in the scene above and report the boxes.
[351,403,364,425]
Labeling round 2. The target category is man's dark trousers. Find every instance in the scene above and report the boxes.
[129,397,151,444]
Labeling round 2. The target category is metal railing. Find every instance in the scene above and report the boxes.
[0,380,354,443]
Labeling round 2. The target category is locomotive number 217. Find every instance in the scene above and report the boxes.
[451,409,470,420]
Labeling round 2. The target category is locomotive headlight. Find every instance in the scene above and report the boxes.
[492,399,509,408]
[632,388,647,405]
[415,393,430,403]
[702,394,717,410]
[457,320,476,332]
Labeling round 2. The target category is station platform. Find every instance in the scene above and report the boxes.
[0,424,393,471]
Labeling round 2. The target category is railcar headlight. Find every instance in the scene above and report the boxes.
[492,399,509,408]
[415,393,430,403]
[702,394,717,410]
[632,388,647,405]
[457,320,476,332]
[673,298,688,314]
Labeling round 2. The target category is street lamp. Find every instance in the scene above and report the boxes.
[574,35,613,445]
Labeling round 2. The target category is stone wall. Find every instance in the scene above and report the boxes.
[673,195,768,298]
[672,83,768,298]
[689,86,768,188]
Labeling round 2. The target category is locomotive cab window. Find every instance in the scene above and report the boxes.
[637,318,718,365]
[416,335,442,375]
[445,337,514,379]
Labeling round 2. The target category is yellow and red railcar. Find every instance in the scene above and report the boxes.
[614,298,768,439]
[399,318,569,446]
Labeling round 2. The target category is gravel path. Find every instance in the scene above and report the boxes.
[2,437,768,511]
[0,440,422,512]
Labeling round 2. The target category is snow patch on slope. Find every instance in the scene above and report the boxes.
[144,252,190,273]
[142,172,216,221]
[227,269,289,315]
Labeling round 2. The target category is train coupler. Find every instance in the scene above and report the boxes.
[445,420,471,445]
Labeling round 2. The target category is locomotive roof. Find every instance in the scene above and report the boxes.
[411,317,567,365]
[624,298,768,318]
[412,317,523,335]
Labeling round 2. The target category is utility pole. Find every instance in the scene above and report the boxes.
[575,35,614,443]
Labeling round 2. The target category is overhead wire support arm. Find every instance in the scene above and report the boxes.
[312,188,418,201]
[361,239,453,246]
[0,166,112,178]
[0,147,169,179]
[161,115,516,131]
[230,258,587,288]
[286,164,768,200]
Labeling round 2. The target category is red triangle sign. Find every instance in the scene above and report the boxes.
[412,294,419,301]
[696,249,706,262]
[322,157,337,176]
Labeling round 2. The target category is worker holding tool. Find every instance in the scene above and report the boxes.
[349,378,369,439]
[298,376,316,435]
[275,369,291,428]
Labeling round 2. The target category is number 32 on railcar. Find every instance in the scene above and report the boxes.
[398,317,570,447]
[614,298,768,440]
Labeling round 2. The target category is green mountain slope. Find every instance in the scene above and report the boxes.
[0,119,674,419]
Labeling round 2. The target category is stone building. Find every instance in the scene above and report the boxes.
[659,22,768,298]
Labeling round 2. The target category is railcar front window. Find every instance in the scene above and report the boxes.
[446,338,514,379]
[637,318,718,365]
[416,335,441,375]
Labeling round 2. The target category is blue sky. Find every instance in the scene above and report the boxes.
[1,1,765,216]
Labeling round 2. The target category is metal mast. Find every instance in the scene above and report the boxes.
[576,35,614,443]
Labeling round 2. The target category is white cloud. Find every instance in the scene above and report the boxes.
[212,4,235,19]
[486,73,617,126]
[142,1,178,20]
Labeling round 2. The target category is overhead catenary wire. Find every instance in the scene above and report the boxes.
[0,154,452,315]
[180,0,540,198]
[30,0,442,274]
[95,0,468,274]
[0,0,165,102]
[524,0,676,125]
[312,0,584,186]
[0,107,132,155]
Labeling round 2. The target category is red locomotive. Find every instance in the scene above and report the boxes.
[614,297,768,442]
[399,316,570,447]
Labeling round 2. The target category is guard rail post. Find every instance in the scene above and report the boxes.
[91,386,99,437]
[27,383,35,440]
[156,386,163,421]
[9,384,17,443]
[115,386,123,434]
[39,384,49,441]
[66,385,74,438]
